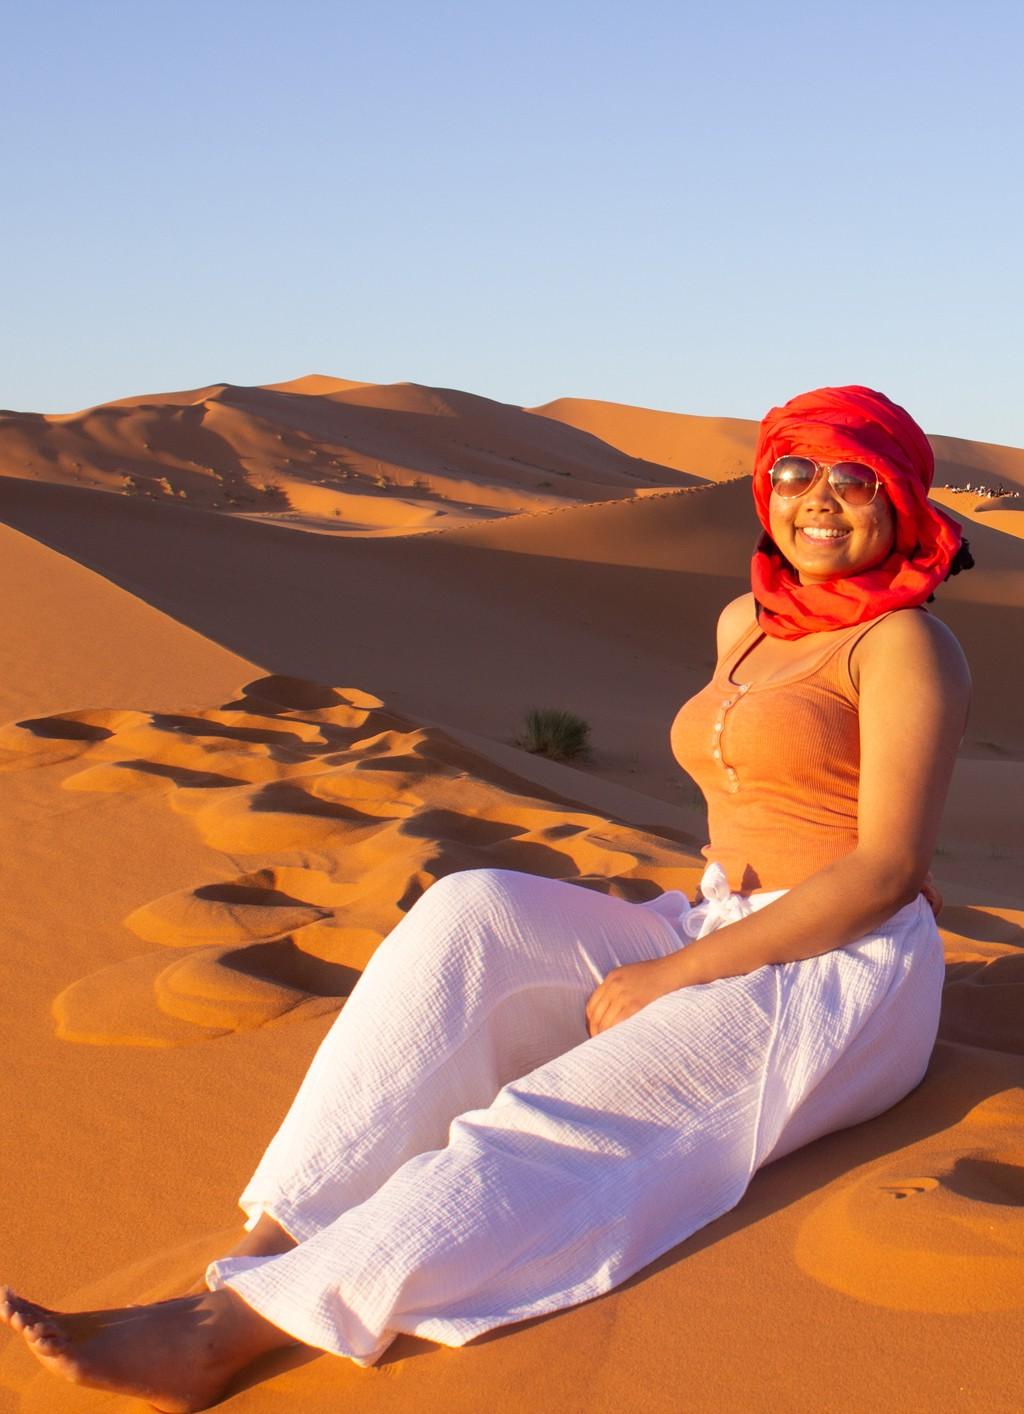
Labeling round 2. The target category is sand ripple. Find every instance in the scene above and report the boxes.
[0,675,703,1047]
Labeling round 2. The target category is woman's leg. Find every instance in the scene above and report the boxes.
[208,968,783,1365]
[208,891,942,1366]
[226,868,686,1245]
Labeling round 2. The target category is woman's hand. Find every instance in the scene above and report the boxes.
[921,869,943,918]
[585,953,693,1038]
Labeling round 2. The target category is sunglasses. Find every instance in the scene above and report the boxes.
[769,456,882,507]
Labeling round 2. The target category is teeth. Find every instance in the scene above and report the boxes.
[801,527,850,540]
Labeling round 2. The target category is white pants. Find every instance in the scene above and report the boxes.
[206,864,944,1364]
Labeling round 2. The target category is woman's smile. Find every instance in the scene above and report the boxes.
[798,525,851,541]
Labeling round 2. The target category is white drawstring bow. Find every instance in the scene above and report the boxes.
[639,862,756,943]
[680,862,757,939]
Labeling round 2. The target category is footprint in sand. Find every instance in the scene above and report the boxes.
[877,1177,940,1198]
[794,1091,1024,1313]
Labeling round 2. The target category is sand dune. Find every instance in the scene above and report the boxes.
[0,378,706,536]
[427,476,756,573]
[1,378,1022,1413]
[531,396,759,481]
[536,394,1024,490]
[930,430,1024,493]
[931,486,1024,542]
[0,520,253,722]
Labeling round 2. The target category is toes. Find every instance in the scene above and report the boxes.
[17,1313,42,1339]
[12,1311,50,1343]
[1,1287,52,1322]
[0,1286,26,1325]
[2,1293,64,1349]
[24,1321,64,1355]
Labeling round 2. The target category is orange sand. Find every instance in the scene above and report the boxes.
[0,380,1021,1413]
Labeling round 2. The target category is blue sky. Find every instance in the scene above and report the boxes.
[3,0,1022,447]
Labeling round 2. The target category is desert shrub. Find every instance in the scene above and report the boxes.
[514,708,592,763]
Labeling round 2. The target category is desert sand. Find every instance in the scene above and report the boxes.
[0,379,1021,1413]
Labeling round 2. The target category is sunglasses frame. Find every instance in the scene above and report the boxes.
[769,456,882,507]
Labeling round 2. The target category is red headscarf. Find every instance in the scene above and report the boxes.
[750,385,963,639]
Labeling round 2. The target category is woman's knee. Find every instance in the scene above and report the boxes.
[417,868,524,914]
[400,868,537,965]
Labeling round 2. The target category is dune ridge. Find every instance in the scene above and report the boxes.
[0,378,705,535]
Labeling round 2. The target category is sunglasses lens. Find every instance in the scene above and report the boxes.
[770,457,818,497]
[830,463,878,505]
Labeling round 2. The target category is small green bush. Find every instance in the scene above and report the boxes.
[515,708,592,763]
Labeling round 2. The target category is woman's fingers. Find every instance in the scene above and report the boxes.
[585,971,620,1037]
[586,969,639,1037]
[587,956,687,1037]
[585,982,607,1036]
[921,869,943,917]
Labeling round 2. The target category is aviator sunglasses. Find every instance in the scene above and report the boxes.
[769,456,882,507]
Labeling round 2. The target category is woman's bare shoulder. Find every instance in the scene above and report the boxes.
[853,608,971,700]
[715,592,757,658]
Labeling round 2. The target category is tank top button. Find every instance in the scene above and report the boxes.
[712,748,721,760]
[739,683,750,694]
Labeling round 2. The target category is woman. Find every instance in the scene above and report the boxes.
[1,385,973,1411]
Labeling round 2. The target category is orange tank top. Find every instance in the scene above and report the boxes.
[669,610,901,894]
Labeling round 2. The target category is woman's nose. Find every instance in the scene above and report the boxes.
[804,471,844,510]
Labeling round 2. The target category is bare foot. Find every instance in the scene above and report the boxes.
[1,1283,298,1412]
[185,1213,298,1295]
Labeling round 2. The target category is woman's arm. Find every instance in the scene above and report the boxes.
[586,609,970,1036]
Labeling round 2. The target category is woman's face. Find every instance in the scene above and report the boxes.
[768,465,897,585]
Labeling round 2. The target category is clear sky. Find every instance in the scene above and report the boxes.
[4,0,1022,447]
